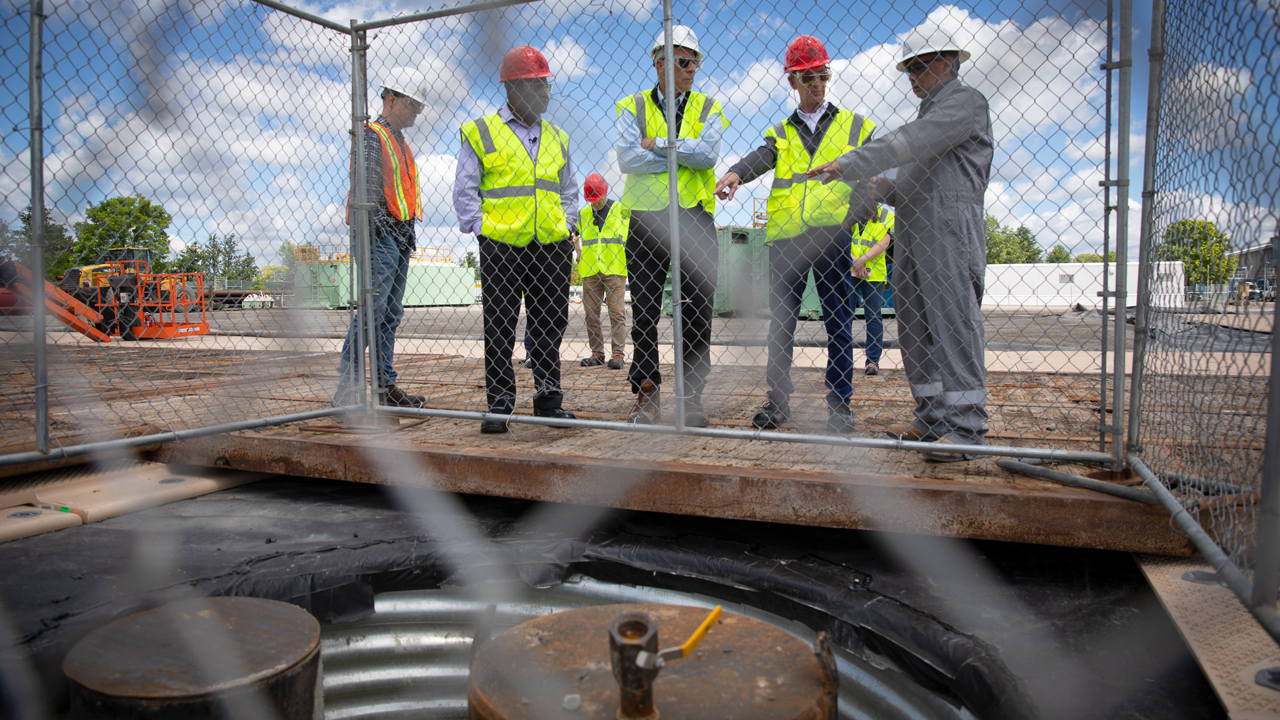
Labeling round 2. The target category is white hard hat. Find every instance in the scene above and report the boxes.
[380,67,427,105]
[650,25,702,60]
[895,27,970,71]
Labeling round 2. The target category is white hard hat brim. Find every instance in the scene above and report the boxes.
[895,48,971,72]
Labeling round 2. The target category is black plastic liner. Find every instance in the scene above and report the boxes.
[0,475,1223,720]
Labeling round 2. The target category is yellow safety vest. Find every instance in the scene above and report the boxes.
[765,109,875,243]
[852,206,894,283]
[578,203,629,278]
[616,90,728,213]
[461,114,570,246]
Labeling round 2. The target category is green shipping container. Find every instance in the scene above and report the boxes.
[664,226,770,317]
[295,261,475,309]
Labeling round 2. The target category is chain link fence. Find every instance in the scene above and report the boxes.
[1128,0,1279,634]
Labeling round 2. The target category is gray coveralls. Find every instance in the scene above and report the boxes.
[833,78,993,443]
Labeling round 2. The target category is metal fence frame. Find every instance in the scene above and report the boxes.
[10,0,1275,646]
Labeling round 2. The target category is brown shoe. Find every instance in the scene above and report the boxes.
[629,381,661,424]
[921,437,979,463]
[885,422,936,441]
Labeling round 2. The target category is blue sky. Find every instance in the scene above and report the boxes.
[1,0,1272,267]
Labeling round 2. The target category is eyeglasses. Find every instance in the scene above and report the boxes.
[904,56,942,76]
[509,80,554,94]
[791,69,831,86]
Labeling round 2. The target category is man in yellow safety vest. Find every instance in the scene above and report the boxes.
[573,173,629,370]
[850,205,895,377]
[335,68,428,411]
[715,35,876,435]
[454,46,579,434]
[614,25,728,427]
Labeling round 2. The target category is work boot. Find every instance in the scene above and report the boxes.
[683,396,709,428]
[826,404,857,435]
[629,381,661,424]
[382,385,426,408]
[534,407,577,428]
[331,385,359,408]
[751,400,790,430]
[606,356,625,370]
[864,361,880,376]
[921,437,979,463]
[886,422,936,442]
[521,357,533,369]
[580,354,605,367]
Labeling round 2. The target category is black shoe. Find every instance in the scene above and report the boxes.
[480,419,509,434]
[864,362,880,376]
[521,358,534,369]
[826,405,857,435]
[606,357,624,370]
[751,400,790,430]
[683,397,709,428]
[534,407,577,428]
[580,355,605,367]
[383,385,426,408]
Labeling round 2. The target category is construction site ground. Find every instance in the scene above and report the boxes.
[0,303,1270,556]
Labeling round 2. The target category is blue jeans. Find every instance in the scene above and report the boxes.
[337,222,412,390]
[851,279,885,364]
[765,228,854,408]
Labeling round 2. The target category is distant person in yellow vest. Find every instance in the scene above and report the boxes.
[454,46,579,434]
[573,173,629,370]
[715,36,875,435]
[850,205,894,376]
[615,25,728,427]
[335,68,428,410]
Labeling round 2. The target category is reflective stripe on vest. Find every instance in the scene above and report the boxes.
[578,203,629,278]
[367,121,421,221]
[617,90,727,213]
[852,206,894,283]
[764,109,875,243]
[462,114,570,246]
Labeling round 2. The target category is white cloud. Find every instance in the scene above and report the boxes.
[703,60,790,117]
[1164,63,1253,151]
[543,37,595,79]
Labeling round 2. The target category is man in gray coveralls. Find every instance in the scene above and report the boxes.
[808,27,992,461]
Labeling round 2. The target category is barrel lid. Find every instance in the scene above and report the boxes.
[468,603,832,719]
[63,597,319,698]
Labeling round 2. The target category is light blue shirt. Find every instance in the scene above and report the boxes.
[615,86,723,175]
[454,104,578,236]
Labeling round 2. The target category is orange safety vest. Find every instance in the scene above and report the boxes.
[349,121,421,222]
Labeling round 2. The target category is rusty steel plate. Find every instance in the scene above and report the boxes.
[63,596,320,698]
[468,603,833,720]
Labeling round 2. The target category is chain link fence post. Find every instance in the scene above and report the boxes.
[350,22,373,419]
[1251,232,1280,611]
[27,0,47,454]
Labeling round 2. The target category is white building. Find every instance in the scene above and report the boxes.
[983,262,1186,309]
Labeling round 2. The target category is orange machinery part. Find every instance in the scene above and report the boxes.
[0,261,111,342]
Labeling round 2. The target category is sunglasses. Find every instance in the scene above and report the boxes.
[904,56,943,76]
[391,91,424,112]
[792,69,831,86]
[659,56,702,70]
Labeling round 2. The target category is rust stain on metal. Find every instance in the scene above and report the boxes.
[468,604,831,720]
[155,433,1195,556]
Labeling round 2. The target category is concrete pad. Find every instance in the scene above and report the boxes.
[0,505,82,543]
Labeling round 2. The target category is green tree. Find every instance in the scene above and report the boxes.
[7,205,74,277]
[1046,244,1073,263]
[1155,219,1237,285]
[63,195,172,278]
[168,233,258,281]
[258,265,290,284]
[1075,251,1118,263]
[985,215,1043,264]
[458,249,480,282]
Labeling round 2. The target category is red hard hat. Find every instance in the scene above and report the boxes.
[583,173,608,202]
[499,46,552,82]
[784,35,830,73]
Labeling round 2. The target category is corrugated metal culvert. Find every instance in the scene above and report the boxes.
[320,577,975,720]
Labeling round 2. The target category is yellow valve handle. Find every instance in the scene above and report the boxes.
[678,605,722,657]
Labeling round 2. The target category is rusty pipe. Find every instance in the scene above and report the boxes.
[609,612,660,719]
